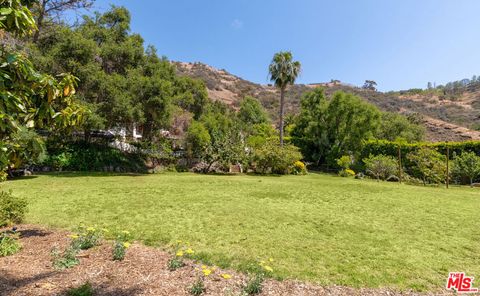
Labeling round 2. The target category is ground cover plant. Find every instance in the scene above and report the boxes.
[3,172,480,291]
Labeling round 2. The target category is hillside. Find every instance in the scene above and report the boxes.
[174,62,480,142]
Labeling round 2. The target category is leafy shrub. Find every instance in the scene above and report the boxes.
[112,230,132,261]
[189,278,205,296]
[451,151,480,185]
[292,161,307,175]
[0,231,21,257]
[251,141,303,174]
[337,155,353,169]
[0,171,7,182]
[51,245,80,270]
[242,274,264,295]
[43,141,147,172]
[70,226,104,250]
[0,190,28,227]
[363,154,398,181]
[407,147,446,185]
[66,282,94,296]
[339,168,355,177]
[167,257,185,271]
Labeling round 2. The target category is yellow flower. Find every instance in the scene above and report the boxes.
[268,258,274,262]
[221,274,232,279]
[123,242,131,248]
[86,227,95,232]
[185,248,194,254]
[202,269,212,276]
[68,234,79,239]
[176,250,184,257]
[201,265,207,269]
[263,265,273,272]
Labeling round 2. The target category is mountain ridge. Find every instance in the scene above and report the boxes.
[174,61,480,142]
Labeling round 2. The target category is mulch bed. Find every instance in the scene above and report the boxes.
[0,225,451,296]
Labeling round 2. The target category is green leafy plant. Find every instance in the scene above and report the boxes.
[66,282,94,296]
[189,278,205,296]
[51,245,80,270]
[70,226,103,250]
[407,147,446,185]
[168,257,185,271]
[0,190,28,227]
[112,230,132,261]
[339,168,356,177]
[0,231,21,257]
[452,151,480,186]
[363,154,398,181]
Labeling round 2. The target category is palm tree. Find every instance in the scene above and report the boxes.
[268,51,301,146]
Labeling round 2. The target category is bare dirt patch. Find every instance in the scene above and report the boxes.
[0,225,450,295]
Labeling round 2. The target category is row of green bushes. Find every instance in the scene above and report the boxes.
[41,142,147,173]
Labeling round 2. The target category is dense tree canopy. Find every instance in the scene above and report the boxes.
[28,6,210,141]
[292,88,381,166]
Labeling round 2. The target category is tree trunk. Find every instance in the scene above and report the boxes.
[470,177,473,187]
[279,87,285,146]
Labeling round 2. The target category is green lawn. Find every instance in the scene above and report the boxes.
[2,172,480,291]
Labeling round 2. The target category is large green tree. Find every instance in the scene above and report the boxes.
[30,6,209,141]
[292,88,381,166]
[268,51,301,146]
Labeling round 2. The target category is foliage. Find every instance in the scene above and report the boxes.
[29,6,209,142]
[337,155,353,170]
[1,0,86,177]
[186,102,247,173]
[189,278,205,296]
[51,244,80,269]
[70,226,103,250]
[363,154,398,181]
[0,190,27,227]
[250,140,303,174]
[112,230,131,261]
[167,256,185,271]
[268,51,301,146]
[292,88,381,166]
[242,274,264,295]
[0,230,21,257]
[292,160,307,175]
[66,282,94,296]
[451,151,480,185]
[362,80,377,91]
[407,147,446,185]
[339,168,355,177]
[376,112,425,143]
[238,96,269,126]
[43,141,147,172]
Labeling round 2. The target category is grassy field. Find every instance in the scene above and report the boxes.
[2,172,480,291]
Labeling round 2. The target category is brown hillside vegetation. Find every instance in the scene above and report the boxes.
[174,62,480,142]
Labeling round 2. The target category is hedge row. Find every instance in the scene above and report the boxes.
[360,139,480,161]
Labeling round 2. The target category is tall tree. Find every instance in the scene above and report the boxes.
[32,0,94,42]
[268,51,301,146]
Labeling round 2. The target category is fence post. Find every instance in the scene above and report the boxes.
[398,144,402,184]
[446,142,449,189]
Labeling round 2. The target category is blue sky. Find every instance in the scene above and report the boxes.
[82,0,480,91]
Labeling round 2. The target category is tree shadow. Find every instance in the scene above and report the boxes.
[0,270,144,296]
[19,228,51,239]
[0,270,59,296]
[6,175,39,181]
[37,172,146,178]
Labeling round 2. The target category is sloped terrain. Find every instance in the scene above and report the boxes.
[174,62,480,142]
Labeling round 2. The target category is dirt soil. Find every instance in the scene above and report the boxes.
[0,225,452,296]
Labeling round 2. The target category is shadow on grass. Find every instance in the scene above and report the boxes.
[6,175,39,181]
[35,171,146,178]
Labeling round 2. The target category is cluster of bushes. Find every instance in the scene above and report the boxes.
[0,190,28,257]
[337,140,480,186]
[41,141,147,173]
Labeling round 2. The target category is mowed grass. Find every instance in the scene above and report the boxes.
[2,172,480,291]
